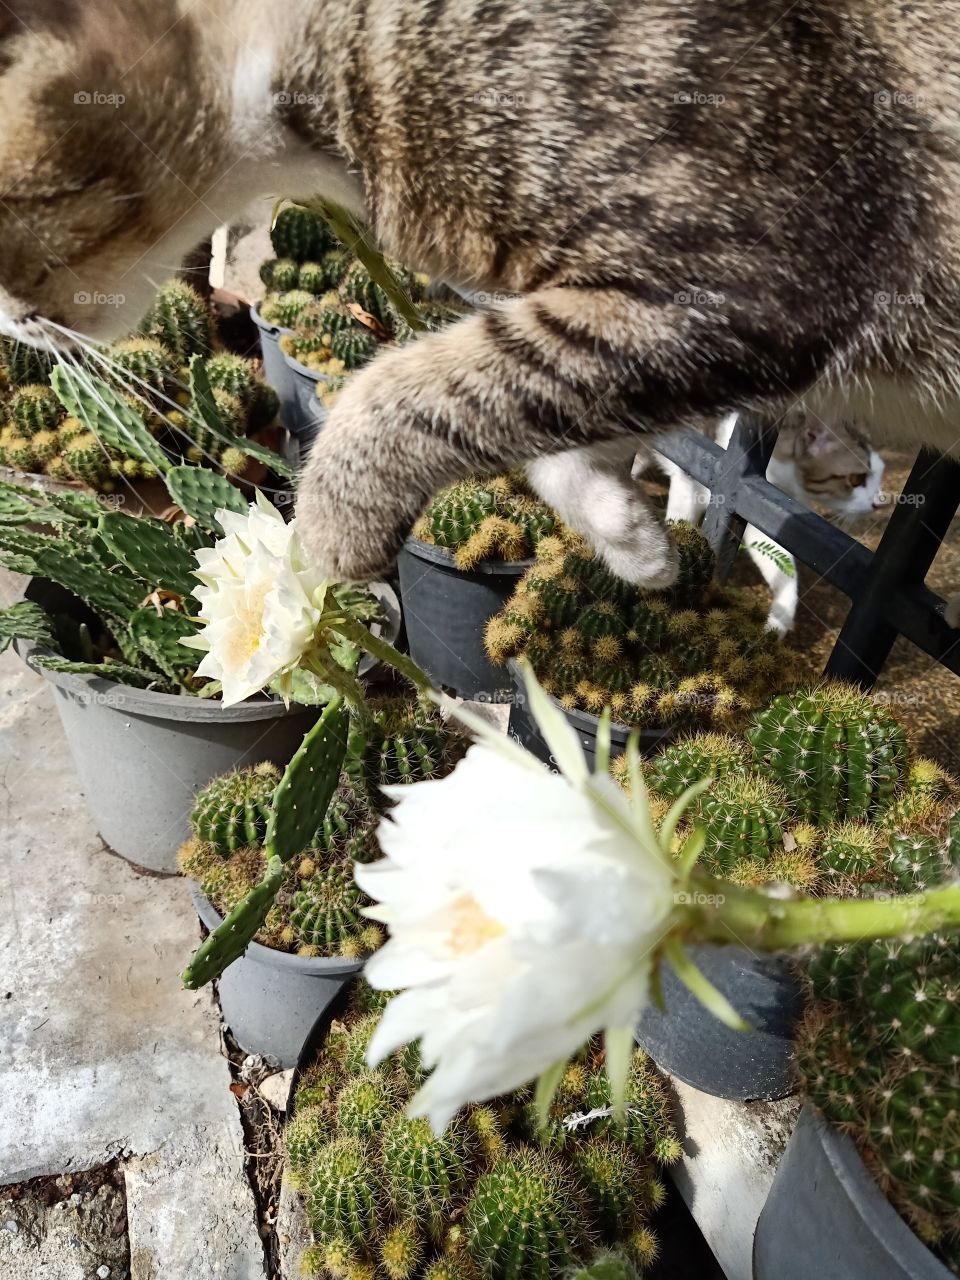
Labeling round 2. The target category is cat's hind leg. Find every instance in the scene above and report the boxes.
[744,528,799,633]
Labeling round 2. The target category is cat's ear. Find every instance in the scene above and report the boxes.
[800,418,837,456]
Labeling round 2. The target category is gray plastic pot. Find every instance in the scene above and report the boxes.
[282,350,329,448]
[754,1104,954,1279]
[397,537,531,699]
[194,891,363,1067]
[505,659,673,769]
[250,302,297,425]
[17,638,321,874]
[635,944,804,1101]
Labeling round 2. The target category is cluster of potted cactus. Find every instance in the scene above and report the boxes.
[619,683,959,1102]
[0,283,280,490]
[482,521,798,762]
[285,990,680,1278]
[178,697,462,1061]
[399,474,566,698]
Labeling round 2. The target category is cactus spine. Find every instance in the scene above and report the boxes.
[190,763,279,854]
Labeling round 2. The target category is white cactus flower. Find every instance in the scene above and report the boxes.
[181,495,324,706]
[356,668,682,1132]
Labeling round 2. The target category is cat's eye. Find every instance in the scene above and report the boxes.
[847,473,868,489]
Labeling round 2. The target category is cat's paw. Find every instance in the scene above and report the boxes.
[945,593,960,630]
[294,363,462,581]
[596,536,680,589]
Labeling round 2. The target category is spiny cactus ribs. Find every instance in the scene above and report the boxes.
[413,474,560,570]
[288,994,680,1278]
[485,522,792,732]
[635,687,958,894]
[800,935,960,1272]
[748,684,909,823]
[190,764,280,854]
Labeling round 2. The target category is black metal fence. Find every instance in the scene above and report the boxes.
[654,418,960,687]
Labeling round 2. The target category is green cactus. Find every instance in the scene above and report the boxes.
[382,1114,474,1229]
[570,1256,642,1280]
[164,465,247,530]
[190,763,279,855]
[698,773,792,872]
[285,1105,333,1188]
[271,205,334,262]
[799,935,960,1271]
[30,429,60,467]
[572,1141,653,1237]
[340,261,392,323]
[204,352,276,428]
[289,865,370,957]
[51,365,170,474]
[10,384,60,435]
[330,324,378,370]
[336,1072,397,1139]
[359,698,456,798]
[380,1222,423,1280]
[305,1137,379,1247]
[880,825,960,893]
[260,289,320,329]
[645,732,751,798]
[817,821,885,888]
[465,1149,585,1280]
[297,260,331,294]
[139,280,215,361]
[0,336,51,387]
[416,476,557,570]
[109,338,177,395]
[748,684,909,823]
[98,510,198,598]
[667,519,715,589]
[5,436,39,474]
[261,257,300,291]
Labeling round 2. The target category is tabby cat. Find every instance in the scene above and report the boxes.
[0,1,958,586]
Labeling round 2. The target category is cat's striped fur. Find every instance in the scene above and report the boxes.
[0,2,959,579]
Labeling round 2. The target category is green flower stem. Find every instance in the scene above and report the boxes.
[691,871,960,950]
[302,650,373,730]
[332,617,436,697]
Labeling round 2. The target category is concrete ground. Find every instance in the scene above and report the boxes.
[0,573,267,1280]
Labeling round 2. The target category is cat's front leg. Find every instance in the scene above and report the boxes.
[295,287,737,580]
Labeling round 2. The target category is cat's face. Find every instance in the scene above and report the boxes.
[770,417,885,523]
[0,1,222,350]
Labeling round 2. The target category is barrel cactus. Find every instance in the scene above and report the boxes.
[331,324,379,370]
[271,204,334,262]
[699,773,792,872]
[415,475,559,570]
[109,337,177,394]
[260,289,318,329]
[261,257,300,291]
[287,864,372,958]
[305,1136,379,1247]
[748,684,909,823]
[645,732,751,797]
[10,383,60,435]
[799,935,960,1271]
[189,763,279,855]
[358,698,460,798]
[464,1150,586,1280]
[382,1114,475,1231]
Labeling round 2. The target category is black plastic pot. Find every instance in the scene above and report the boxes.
[754,1104,955,1279]
[282,350,329,448]
[505,659,673,769]
[287,978,360,1113]
[634,944,803,1101]
[194,891,363,1068]
[250,302,297,425]
[396,537,531,699]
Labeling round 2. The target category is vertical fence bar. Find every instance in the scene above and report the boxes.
[699,416,779,580]
[824,449,960,687]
